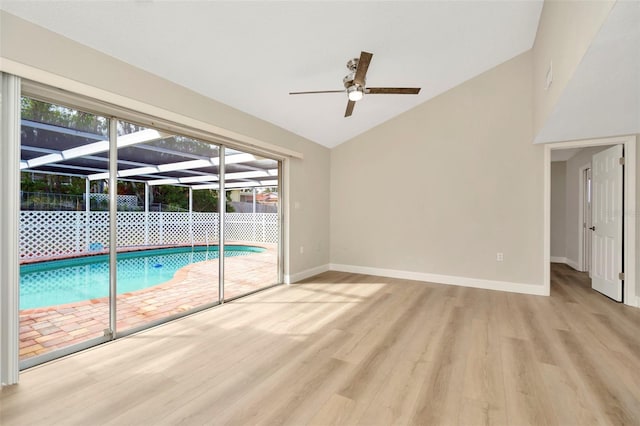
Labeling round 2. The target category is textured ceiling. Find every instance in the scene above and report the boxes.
[1,1,543,147]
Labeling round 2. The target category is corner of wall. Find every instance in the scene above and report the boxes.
[532,0,615,137]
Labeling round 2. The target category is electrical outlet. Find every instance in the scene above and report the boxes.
[300,246,304,254]
[496,252,504,262]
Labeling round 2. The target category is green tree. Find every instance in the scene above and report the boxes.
[21,172,86,196]
[21,97,107,135]
[192,189,234,212]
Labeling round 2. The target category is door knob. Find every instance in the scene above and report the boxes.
[589,226,596,231]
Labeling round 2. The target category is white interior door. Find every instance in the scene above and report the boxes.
[583,168,593,276]
[591,145,623,301]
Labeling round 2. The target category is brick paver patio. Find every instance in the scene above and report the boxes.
[19,243,278,361]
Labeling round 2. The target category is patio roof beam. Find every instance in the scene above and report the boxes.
[87,158,217,181]
[146,168,278,187]
[22,144,163,170]
[127,143,217,162]
[19,168,89,179]
[22,119,105,141]
[24,163,108,175]
[148,175,218,187]
[191,179,278,190]
[20,128,168,170]
[226,169,278,180]
[88,153,260,182]
[21,164,171,184]
[123,145,257,166]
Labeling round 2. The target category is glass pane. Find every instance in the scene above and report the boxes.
[19,97,110,362]
[115,121,220,332]
[223,148,280,299]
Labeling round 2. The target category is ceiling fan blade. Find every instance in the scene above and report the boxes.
[345,100,356,117]
[366,87,421,94]
[353,51,373,86]
[289,90,345,95]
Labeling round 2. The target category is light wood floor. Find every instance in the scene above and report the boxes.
[2,264,640,425]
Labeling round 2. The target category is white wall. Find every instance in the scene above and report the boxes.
[532,0,615,136]
[331,51,545,292]
[0,11,330,280]
[550,161,567,260]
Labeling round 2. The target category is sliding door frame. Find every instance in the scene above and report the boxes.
[0,73,21,385]
[8,78,288,374]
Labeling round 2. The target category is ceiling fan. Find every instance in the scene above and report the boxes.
[289,51,421,118]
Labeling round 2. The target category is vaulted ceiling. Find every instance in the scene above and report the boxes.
[1,1,543,148]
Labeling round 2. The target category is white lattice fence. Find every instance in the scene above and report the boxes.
[225,213,278,243]
[193,212,219,244]
[147,212,162,246]
[20,211,277,260]
[20,211,82,259]
[117,212,147,246]
[89,212,109,250]
[159,212,191,245]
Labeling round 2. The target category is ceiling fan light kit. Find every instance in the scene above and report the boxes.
[347,85,365,101]
[289,51,422,118]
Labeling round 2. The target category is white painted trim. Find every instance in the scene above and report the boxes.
[549,256,580,271]
[544,135,637,308]
[329,264,548,296]
[623,139,637,306]
[544,147,551,297]
[0,58,304,160]
[577,164,590,272]
[566,258,580,271]
[279,158,288,287]
[285,264,330,284]
[0,73,21,386]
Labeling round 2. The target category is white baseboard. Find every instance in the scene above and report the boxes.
[329,264,548,296]
[566,258,580,271]
[550,256,581,271]
[285,264,330,284]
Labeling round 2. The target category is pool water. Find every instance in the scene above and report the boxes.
[20,246,265,310]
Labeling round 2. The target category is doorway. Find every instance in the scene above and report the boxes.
[544,135,638,307]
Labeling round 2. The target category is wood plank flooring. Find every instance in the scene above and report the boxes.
[2,263,640,425]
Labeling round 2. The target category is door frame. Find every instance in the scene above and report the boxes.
[543,135,638,307]
[578,164,591,274]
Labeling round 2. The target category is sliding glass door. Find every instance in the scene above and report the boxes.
[19,97,112,364]
[223,148,280,300]
[114,121,221,334]
[17,88,283,367]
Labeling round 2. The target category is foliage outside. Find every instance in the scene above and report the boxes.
[21,97,234,212]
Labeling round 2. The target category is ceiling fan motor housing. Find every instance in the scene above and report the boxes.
[347,57,359,72]
[343,73,356,88]
[344,57,364,90]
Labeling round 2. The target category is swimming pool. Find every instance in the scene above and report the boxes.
[20,245,265,310]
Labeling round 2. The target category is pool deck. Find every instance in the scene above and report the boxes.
[19,243,278,361]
